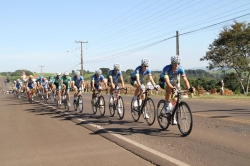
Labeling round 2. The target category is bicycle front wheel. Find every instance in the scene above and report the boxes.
[78,95,83,113]
[98,96,105,116]
[176,102,193,136]
[144,98,156,126]
[131,98,140,122]
[157,100,170,130]
[109,96,115,117]
[117,96,125,120]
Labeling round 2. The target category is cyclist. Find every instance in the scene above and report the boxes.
[72,71,85,104]
[40,77,49,99]
[61,71,72,106]
[91,69,108,106]
[16,79,22,98]
[107,63,125,104]
[130,58,158,107]
[12,81,17,93]
[52,72,63,105]
[159,55,193,124]
[25,75,36,101]
[35,75,43,96]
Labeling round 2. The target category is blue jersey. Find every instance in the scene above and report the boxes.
[72,76,84,87]
[159,64,185,82]
[131,66,152,82]
[27,79,35,89]
[108,70,122,84]
[16,81,22,89]
[91,74,104,85]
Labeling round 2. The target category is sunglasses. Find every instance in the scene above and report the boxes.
[142,65,148,67]
[172,62,180,65]
[114,69,119,71]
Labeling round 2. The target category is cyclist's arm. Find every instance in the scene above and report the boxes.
[109,76,115,88]
[148,75,156,87]
[119,76,125,88]
[135,74,141,87]
[164,75,175,89]
[182,76,190,90]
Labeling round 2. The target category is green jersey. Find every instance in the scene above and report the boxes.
[52,76,62,89]
[61,76,71,88]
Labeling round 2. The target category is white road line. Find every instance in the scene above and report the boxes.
[77,118,190,166]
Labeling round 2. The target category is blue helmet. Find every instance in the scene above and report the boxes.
[39,75,43,79]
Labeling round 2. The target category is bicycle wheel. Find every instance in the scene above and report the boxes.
[92,99,97,114]
[117,96,125,120]
[78,95,83,113]
[157,100,170,130]
[98,96,105,116]
[144,98,156,126]
[176,102,193,136]
[131,98,140,122]
[109,96,115,117]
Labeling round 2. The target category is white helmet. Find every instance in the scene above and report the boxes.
[17,79,20,82]
[171,55,181,63]
[141,58,150,66]
[64,71,69,76]
[114,63,120,70]
[56,72,61,76]
[75,71,80,76]
[95,69,102,75]
[14,81,16,83]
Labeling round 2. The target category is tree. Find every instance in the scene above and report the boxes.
[200,21,250,93]
[100,68,110,78]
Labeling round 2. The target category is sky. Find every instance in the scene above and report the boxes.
[1,0,250,74]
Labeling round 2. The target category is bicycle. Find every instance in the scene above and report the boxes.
[131,87,157,126]
[73,90,83,112]
[156,87,193,136]
[109,87,127,119]
[91,89,107,116]
[54,89,61,108]
[62,91,70,111]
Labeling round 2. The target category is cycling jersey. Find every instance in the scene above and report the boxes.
[52,76,62,90]
[130,66,152,85]
[91,74,104,90]
[62,76,72,91]
[47,79,53,85]
[27,79,35,89]
[35,78,42,85]
[72,76,83,88]
[41,80,48,89]
[108,70,122,85]
[16,81,22,89]
[159,64,186,89]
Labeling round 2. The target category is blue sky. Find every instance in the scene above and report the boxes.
[1,0,250,74]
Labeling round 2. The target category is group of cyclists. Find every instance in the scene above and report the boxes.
[11,55,194,125]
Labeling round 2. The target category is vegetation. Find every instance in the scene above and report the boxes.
[200,21,250,94]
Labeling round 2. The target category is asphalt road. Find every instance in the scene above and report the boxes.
[1,76,250,166]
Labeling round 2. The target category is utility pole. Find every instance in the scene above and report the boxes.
[75,40,88,76]
[38,65,45,74]
[176,31,180,89]
[176,31,179,56]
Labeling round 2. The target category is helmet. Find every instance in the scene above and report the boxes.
[64,71,69,76]
[141,58,150,66]
[14,81,16,83]
[39,75,43,79]
[29,75,33,78]
[171,55,181,63]
[75,71,80,76]
[114,63,121,70]
[95,69,102,75]
[48,76,51,79]
[56,72,61,76]
[17,79,20,82]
